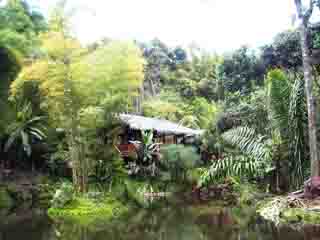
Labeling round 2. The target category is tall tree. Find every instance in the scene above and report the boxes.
[0,0,47,54]
[261,30,302,71]
[0,0,46,135]
[294,0,319,177]
[10,2,144,192]
[221,46,265,93]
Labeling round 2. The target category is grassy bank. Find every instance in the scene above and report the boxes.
[48,196,129,224]
[47,178,180,223]
[47,176,268,225]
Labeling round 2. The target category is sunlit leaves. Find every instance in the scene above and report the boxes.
[0,29,30,54]
[0,0,47,55]
[11,35,144,126]
[81,41,145,103]
[40,31,83,61]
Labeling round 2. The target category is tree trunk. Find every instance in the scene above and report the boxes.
[217,75,225,101]
[64,58,88,193]
[69,134,79,190]
[299,22,320,177]
[67,106,88,193]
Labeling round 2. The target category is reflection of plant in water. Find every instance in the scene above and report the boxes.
[123,206,205,240]
[48,203,308,240]
[53,221,90,240]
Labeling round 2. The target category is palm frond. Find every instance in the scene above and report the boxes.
[198,155,275,187]
[21,130,31,157]
[288,77,308,187]
[4,128,21,152]
[4,103,47,157]
[29,127,47,140]
[267,69,291,139]
[222,126,271,161]
[25,116,46,125]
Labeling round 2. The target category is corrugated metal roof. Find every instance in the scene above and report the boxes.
[119,114,204,136]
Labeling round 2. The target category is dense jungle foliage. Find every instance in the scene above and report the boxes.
[1,0,320,209]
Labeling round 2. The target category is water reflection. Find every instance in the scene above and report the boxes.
[1,203,320,240]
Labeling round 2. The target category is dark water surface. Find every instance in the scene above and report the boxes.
[1,202,320,240]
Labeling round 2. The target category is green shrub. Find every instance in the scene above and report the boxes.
[0,188,13,210]
[51,182,74,208]
[46,143,70,177]
[160,144,200,182]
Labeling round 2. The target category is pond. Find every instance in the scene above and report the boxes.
[1,201,320,240]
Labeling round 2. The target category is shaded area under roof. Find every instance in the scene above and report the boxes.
[119,114,204,136]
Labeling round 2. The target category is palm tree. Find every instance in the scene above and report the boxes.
[4,103,46,171]
[217,70,307,189]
